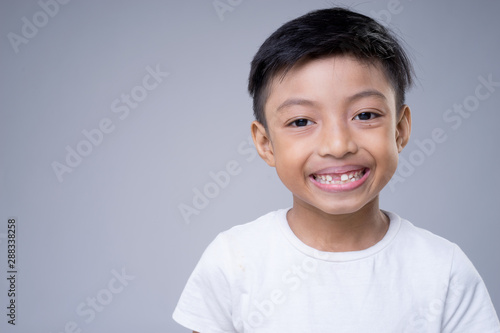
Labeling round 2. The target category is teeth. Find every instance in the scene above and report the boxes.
[314,169,365,185]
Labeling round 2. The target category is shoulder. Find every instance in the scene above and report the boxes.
[383,211,478,283]
[211,208,286,250]
[387,211,488,286]
[388,211,458,257]
[198,208,287,264]
[222,208,285,237]
[387,212,500,331]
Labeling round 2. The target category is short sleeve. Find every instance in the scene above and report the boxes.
[441,244,500,333]
[173,233,236,333]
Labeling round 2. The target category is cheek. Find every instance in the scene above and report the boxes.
[363,130,399,169]
[274,143,298,173]
[272,139,309,183]
[376,133,400,178]
[386,151,399,176]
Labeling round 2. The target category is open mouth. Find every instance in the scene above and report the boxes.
[312,168,367,185]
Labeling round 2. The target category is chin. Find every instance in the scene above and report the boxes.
[310,202,368,216]
[305,195,380,216]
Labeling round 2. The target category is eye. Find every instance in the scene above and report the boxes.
[354,112,380,121]
[289,118,313,127]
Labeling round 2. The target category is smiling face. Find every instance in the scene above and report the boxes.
[252,55,411,217]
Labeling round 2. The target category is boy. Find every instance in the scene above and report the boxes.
[173,7,500,332]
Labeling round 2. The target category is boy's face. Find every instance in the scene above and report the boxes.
[252,56,411,216]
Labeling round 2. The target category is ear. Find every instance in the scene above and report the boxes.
[251,121,276,167]
[395,105,411,153]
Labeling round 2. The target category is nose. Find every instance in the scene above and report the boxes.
[317,120,358,158]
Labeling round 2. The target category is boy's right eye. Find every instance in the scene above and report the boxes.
[290,118,312,127]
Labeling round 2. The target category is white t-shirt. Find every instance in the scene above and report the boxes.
[173,209,500,332]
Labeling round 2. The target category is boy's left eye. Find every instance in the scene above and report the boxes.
[354,112,379,121]
[290,118,313,127]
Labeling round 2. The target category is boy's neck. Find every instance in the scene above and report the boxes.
[286,197,389,252]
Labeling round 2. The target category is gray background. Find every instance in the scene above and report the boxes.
[1,0,499,332]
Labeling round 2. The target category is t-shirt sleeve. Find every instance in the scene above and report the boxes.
[172,233,236,333]
[441,244,500,333]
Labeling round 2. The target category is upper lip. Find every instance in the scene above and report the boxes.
[311,165,367,175]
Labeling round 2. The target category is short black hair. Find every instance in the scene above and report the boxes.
[248,7,414,128]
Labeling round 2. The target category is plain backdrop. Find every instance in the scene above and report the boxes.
[1,0,499,332]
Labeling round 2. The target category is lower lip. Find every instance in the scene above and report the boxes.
[310,168,370,193]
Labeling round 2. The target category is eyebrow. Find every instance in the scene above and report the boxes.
[276,98,316,112]
[275,89,388,112]
[347,89,388,103]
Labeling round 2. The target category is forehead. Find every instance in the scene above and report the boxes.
[265,55,396,114]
